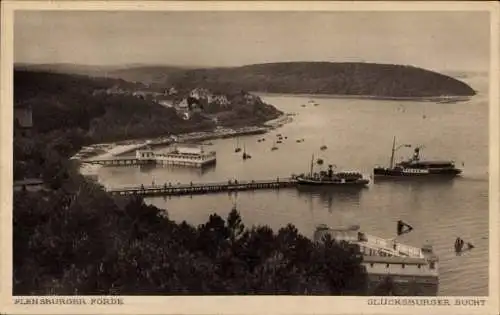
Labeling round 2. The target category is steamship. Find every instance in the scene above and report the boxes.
[295,154,369,187]
[373,137,462,179]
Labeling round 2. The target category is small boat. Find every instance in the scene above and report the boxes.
[454,237,475,255]
[242,144,251,160]
[373,136,462,179]
[320,138,327,151]
[295,154,369,187]
[234,138,241,153]
[271,140,279,151]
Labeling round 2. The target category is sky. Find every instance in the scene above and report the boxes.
[14,10,490,72]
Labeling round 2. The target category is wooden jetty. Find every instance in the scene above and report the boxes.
[82,157,153,166]
[107,178,297,197]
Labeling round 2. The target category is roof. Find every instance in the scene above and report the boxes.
[14,178,44,186]
[14,107,33,128]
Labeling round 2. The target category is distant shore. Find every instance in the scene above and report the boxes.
[251,92,472,103]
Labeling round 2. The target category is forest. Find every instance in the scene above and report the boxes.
[105,62,476,97]
[14,69,282,144]
[13,69,377,295]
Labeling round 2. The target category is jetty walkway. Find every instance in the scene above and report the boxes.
[83,156,153,166]
[107,178,297,197]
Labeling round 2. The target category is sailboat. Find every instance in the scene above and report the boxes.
[242,144,251,160]
[234,138,242,153]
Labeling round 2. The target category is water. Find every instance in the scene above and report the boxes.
[97,73,489,296]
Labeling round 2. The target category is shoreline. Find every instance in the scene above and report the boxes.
[252,91,473,102]
[73,113,292,167]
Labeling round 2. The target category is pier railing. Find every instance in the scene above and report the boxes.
[361,234,424,258]
[106,178,297,197]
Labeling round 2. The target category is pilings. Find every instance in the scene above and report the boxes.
[82,158,153,166]
[82,157,216,168]
[107,178,296,197]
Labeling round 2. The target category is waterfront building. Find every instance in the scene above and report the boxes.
[136,145,216,168]
[14,104,33,137]
[314,224,439,296]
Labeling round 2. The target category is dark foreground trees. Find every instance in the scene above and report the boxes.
[13,173,368,295]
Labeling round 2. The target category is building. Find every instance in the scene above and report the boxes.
[189,88,211,100]
[14,104,33,137]
[13,178,45,192]
[158,100,173,108]
[211,95,231,107]
[135,145,216,168]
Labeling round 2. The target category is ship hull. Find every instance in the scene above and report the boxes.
[373,167,462,180]
[296,178,369,187]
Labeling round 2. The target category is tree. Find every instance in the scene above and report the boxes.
[226,207,245,245]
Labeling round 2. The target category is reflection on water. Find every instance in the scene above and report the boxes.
[373,177,457,189]
[137,163,217,176]
[295,185,365,211]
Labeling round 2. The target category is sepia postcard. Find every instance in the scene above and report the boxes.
[1,1,499,315]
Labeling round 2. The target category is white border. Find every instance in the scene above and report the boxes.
[1,1,498,315]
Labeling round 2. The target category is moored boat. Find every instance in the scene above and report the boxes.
[373,137,462,180]
[314,224,439,296]
[295,154,369,187]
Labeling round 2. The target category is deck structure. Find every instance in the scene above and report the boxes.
[106,178,296,197]
[81,145,216,168]
[314,225,439,296]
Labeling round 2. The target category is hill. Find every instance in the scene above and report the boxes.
[14,70,214,143]
[103,62,476,98]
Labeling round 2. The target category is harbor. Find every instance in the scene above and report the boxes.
[95,82,488,296]
[10,7,494,303]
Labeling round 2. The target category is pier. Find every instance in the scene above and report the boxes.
[82,145,217,168]
[106,178,297,197]
[81,157,153,166]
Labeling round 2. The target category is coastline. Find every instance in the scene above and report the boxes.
[251,91,473,102]
[72,113,293,170]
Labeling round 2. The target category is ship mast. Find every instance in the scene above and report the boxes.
[310,153,314,177]
[389,136,396,169]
